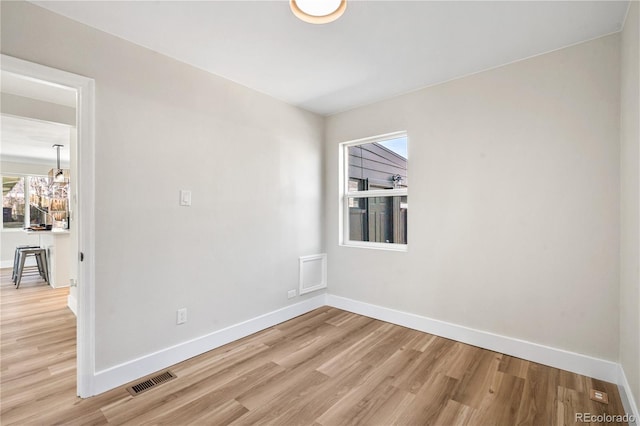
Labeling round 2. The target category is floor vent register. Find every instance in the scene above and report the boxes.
[126,370,177,396]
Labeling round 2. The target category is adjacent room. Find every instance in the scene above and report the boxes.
[1,0,638,424]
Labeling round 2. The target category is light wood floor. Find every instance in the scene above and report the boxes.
[0,268,627,425]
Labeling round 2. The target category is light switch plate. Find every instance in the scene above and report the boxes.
[179,190,191,206]
[177,308,187,324]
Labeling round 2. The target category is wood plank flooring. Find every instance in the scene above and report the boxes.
[0,267,628,425]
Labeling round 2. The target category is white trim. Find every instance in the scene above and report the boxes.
[325,294,620,384]
[338,136,345,246]
[346,189,408,198]
[340,240,408,252]
[76,65,97,400]
[618,364,640,425]
[67,294,78,316]
[340,131,408,148]
[53,285,640,402]
[339,131,409,251]
[92,294,327,395]
[299,254,328,295]
[1,55,96,398]
[1,259,42,270]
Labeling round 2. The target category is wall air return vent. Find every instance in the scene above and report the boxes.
[299,254,327,295]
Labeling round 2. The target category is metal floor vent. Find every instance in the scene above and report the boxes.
[126,370,177,396]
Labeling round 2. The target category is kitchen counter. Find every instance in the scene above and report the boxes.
[23,229,70,234]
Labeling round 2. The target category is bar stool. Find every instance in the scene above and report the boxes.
[12,245,40,283]
[15,247,50,289]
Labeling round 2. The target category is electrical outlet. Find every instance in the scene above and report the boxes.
[176,308,187,325]
[287,289,297,299]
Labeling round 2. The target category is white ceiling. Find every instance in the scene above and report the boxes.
[31,0,629,115]
[1,115,71,167]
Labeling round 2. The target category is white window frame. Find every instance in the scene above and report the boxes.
[2,174,31,230]
[1,173,60,230]
[339,131,408,251]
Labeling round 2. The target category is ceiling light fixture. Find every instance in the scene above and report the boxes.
[290,0,347,24]
[49,144,68,184]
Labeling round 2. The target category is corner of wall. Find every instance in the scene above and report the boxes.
[619,0,640,416]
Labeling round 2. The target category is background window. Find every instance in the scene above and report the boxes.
[2,176,26,228]
[341,133,408,249]
[2,175,68,229]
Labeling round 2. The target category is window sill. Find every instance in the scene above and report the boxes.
[340,241,408,252]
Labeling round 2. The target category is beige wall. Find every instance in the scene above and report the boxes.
[620,0,640,412]
[1,1,325,370]
[1,0,633,401]
[1,160,51,176]
[326,34,621,361]
[1,93,75,126]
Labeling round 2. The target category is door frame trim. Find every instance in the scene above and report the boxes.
[1,54,96,397]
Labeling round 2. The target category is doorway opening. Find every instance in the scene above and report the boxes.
[1,55,96,397]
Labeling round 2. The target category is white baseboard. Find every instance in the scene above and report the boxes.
[618,364,640,425]
[1,258,37,269]
[51,281,70,289]
[88,291,633,408]
[67,294,77,317]
[325,294,620,384]
[91,294,327,395]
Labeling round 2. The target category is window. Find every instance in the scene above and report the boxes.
[2,175,68,230]
[2,176,26,228]
[340,132,408,250]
